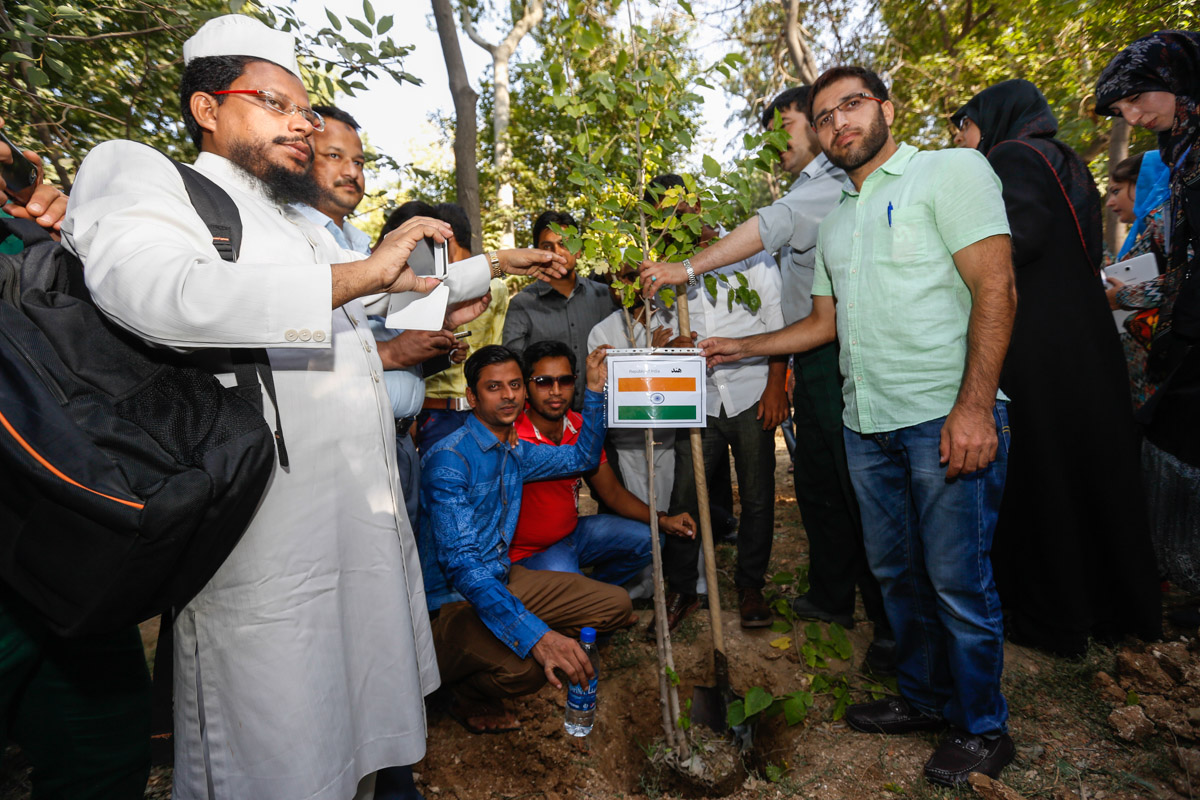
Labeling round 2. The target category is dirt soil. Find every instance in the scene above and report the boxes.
[4,432,1199,800]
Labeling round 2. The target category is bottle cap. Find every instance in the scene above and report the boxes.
[580,626,597,643]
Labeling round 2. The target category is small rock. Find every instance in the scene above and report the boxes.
[1109,705,1156,742]
[1187,708,1200,724]
[1151,642,1194,682]
[1176,746,1200,781]
[1117,649,1177,694]
[1143,694,1179,725]
[967,772,1029,800]
[1016,743,1046,762]
[1092,671,1128,705]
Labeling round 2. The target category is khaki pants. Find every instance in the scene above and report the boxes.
[431,565,631,704]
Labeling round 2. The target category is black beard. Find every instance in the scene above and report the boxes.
[228,137,323,207]
[825,107,889,172]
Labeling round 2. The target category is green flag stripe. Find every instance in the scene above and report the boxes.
[618,405,696,421]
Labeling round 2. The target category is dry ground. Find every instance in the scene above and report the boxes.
[3,432,1197,800]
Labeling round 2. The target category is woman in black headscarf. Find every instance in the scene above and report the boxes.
[1097,31,1200,618]
[952,79,1161,657]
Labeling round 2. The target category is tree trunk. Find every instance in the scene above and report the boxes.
[431,0,483,254]
[1105,117,1131,257]
[781,0,818,84]
[492,54,516,248]
[462,1,544,250]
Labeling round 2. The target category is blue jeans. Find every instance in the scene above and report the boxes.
[417,409,471,453]
[842,402,1010,735]
[514,514,652,587]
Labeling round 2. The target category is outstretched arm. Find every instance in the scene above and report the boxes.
[699,294,837,366]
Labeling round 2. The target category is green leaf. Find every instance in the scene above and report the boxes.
[828,623,853,660]
[769,619,792,633]
[782,696,809,726]
[726,699,746,727]
[764,764,785,783]
[665,665,680,686]
[45,55,71,79]
[770,570,794,585]
[25,66,49,87]
[1125,690,1139,706]
[704,274,717,300]
[702,153,720,178]
[325,8,342,30]
[377,15,393,34]
[348,17,373,38]
[362,0,375,25]
[743,686,773,717]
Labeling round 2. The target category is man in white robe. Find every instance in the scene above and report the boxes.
[61,15,563,800]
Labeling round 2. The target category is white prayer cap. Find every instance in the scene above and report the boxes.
[183,14,301,79]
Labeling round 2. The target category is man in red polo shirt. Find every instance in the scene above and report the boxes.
[511,340,695,584]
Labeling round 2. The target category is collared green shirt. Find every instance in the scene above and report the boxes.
[812,142,1010,434]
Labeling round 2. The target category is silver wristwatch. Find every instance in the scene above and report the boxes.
[683,258,698,287]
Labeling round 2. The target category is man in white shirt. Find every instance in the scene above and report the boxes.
[61,15,563,800]
[641,175,789,631]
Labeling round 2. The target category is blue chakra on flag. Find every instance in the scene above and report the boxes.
[649,392,666,405]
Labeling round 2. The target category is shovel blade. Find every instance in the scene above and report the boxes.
[692,684,755,751]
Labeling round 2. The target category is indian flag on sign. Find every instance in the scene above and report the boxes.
[616,376,698,421]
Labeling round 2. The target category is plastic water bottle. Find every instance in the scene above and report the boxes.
[564,626,599,737]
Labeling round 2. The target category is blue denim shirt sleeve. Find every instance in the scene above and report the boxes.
[423,447,552,657]
[517,388,608,481]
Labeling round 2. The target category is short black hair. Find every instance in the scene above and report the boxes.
[1111,152,1145,185]
[645,173,686,205]
[180,55,269,150]
[762,85,811,129]
[522,340,577,380]
[434,202,472,252]
[465,345,522,393]
[808,66,889,122]
[311,104,360,131]
[378,200,436,244]
[532,210,577,247]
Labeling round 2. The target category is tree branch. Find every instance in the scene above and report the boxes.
[459,2,497,54]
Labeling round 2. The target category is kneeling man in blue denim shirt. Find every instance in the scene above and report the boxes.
[419,344,633,734]
[696,65,1018,787]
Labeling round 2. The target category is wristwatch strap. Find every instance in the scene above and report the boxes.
[487,250,502,279]
[683,258,698,287]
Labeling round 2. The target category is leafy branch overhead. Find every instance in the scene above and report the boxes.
[0,0,417,188]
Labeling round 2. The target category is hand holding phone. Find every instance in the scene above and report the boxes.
[0,128,42,206]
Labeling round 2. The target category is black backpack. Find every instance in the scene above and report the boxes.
[0,159,286,637]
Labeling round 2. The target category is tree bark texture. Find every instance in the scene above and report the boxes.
[432,0,483,254]
[781,0,818,83]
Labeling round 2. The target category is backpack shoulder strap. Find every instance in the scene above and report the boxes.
[170,160,242,263]
[166,157,288,468]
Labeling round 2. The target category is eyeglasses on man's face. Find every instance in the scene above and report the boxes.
[211,89,326,132]
[529,374,577,389]
[813,93,885,132]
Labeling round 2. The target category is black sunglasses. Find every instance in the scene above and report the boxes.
[530,374,577,388]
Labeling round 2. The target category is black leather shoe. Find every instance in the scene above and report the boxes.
[863,638,897,677]
[738,588,773,628]
[644,592,700,642]
[844,696,945,735]
[924,729,1015,786]
[788,594,855,628]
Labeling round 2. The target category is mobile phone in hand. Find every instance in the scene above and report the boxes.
[0,128,41,206]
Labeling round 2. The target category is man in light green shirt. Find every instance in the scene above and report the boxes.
[699,66,1018,788]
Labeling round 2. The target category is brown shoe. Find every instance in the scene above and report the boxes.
[738,588,772,628]
[644,592,700,642]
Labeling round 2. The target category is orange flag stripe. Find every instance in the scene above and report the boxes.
[616,377,696,393]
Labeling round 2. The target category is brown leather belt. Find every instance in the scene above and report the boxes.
[421,397,471,412]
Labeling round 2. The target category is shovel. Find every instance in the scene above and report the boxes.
[675,291,754,750]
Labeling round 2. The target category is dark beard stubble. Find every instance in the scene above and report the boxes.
[228,137,323,207]
[825,106,889,173]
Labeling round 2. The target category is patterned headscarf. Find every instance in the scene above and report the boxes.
[1096,30,1200,362]
[954,79,1103,270]
[1096,31,1200,261]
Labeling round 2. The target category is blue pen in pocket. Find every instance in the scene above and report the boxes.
[887,202,893,227]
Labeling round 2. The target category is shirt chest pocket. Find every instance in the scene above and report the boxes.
[882,206,932,264]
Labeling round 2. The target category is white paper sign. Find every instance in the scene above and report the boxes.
[606,349,707,429]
